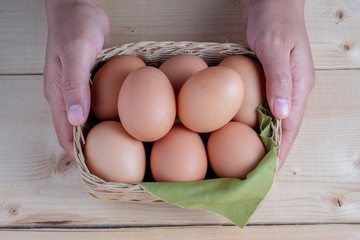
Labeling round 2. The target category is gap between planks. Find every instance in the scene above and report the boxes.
[0,224,360,240]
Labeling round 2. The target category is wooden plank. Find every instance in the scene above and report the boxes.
[0,0,47,74]
[0,70,359,227]
[258,69,360,225]
[101,0,248,45]
[305,0,360,69]
[1,224,360,240]
[0,0,359,74]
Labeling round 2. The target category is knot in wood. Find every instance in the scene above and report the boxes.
[54,153,74,175]
[322,192,346,209]
[6,203,20,217]
[334,9,347,24]
[339,42,353,54]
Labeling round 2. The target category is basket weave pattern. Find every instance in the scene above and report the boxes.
[73,41,271,202]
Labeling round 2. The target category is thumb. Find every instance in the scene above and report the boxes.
[257,46,292,119]
[61,42,97,126]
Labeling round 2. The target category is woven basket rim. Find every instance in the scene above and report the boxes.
[73,41,280,202]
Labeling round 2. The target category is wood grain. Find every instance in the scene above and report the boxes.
[0,70,359,228]
[1,0,360,237]
[0,0,47,74]
[0,0,359,74]
[305,0,360,69]
[1,224,360,240]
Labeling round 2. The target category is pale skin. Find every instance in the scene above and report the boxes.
[44,0,110,158]
[44,0,315,170]
[244,0,315,169]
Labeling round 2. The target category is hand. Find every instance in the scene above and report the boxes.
[43,0,110,159]
[244,0,315,169]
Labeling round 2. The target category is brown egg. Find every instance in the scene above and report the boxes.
[84,121,146,183]
[91,55,146,120]
[150,124,208,182]
[219,55,266,129]
[118,66,176,142]
[159,54,208,97]
[178,66,244,133]
[207,121,266,179]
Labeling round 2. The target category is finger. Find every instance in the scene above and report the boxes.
[256,42,293,120]
[277,101,305,169]
[51,100,75,160]
[43,56,75,159]
[277,44,315,169]
[99,8,111,49]
[61,40,99,126]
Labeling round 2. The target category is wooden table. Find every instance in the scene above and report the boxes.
[1,0,359,239]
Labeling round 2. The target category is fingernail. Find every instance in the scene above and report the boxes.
[273,98,289,118]
[68,105,83,125]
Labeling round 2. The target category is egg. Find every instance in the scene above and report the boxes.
[177,66,244,133]
[159,54,208,97]
[207,121,266,179]
[150,124,208,182]
[118,66,176,142]
[219,55,266,129]
[91,55,146,120]
[84,121,146,183]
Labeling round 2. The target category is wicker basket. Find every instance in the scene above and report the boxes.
[73,41,279,203]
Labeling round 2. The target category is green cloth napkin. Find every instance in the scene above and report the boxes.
[139,103,279,228]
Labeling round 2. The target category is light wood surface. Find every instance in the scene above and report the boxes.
[0,0,359,238]
[2,225,360,240]
[1,0,359,74]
